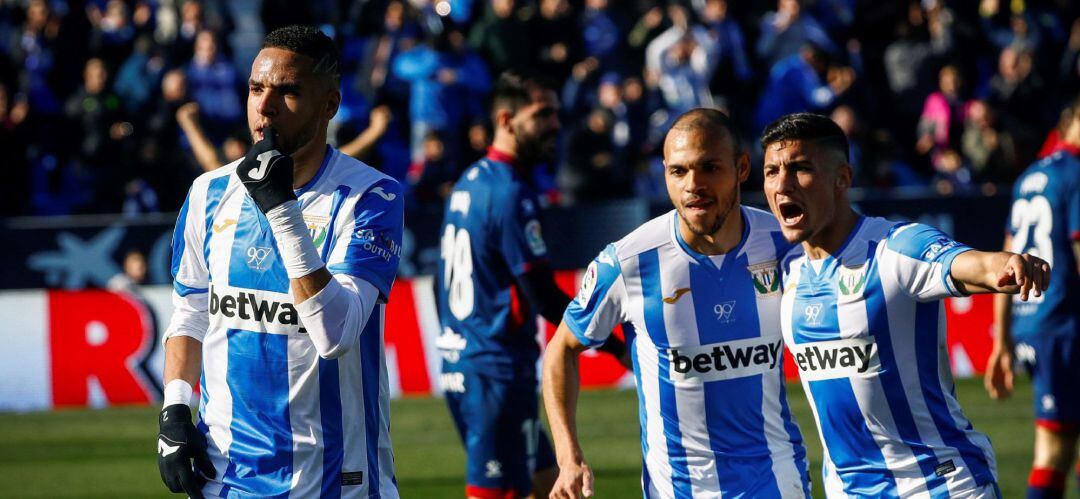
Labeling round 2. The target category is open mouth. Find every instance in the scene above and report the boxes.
[777,201,805,226]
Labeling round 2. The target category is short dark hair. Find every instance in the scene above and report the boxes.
[262,25,340,87]
[760,112,849,162]
[491,70,554,119]
[667,107,740,150]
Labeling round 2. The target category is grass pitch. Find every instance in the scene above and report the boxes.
[0,378,1060,498]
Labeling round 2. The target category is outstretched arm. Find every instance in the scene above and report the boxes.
[949,249,1050,300]
[985,235,1016,400]
[544,322,595,499]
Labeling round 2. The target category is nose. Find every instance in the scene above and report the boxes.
[773,167,796,194]
[253,89,277,118]
[684,168,707,193]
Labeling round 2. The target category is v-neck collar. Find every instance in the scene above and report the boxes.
[669,207,750,282]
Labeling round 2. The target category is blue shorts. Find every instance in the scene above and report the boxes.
[444,369,557,497]
[1016,333,1080,429]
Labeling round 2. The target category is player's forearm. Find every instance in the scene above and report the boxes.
[163,335,202,405]
[178,117,223,172]
[543,324,587,465]
[294,275,380,359]
[338,123,388,159]
[951,250,1010,294]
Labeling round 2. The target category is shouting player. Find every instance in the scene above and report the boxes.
[158,26,402,498]
[985,97,1080,499]
[544,108,812,498]
[762,112,1050,498]
[436,70,626,499]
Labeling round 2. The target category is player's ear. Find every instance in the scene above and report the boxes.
[835,162,852,191]
[736,151,750,183]
[325,87,341,121]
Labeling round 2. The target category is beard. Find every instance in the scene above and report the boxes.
[513,124,557,165]
[678,191,739,237]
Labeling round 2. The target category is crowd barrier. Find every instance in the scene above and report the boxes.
[0,271,996,412]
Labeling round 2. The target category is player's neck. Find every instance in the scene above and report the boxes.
[291,134,329,189]
[680,208,744,255]
[802,205,859,261]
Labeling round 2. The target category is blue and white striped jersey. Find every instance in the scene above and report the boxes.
[780,216,997,498]
[565,207,811,499]
[167,146,402,498]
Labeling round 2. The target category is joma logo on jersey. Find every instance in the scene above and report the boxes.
[668,338,783,382]
[748,261,781,297]
[208,285,300,328]
[838,265,867,296]
[790,337,880,381]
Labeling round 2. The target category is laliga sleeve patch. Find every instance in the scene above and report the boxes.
[577,261,598,305]
[525,219,547,256]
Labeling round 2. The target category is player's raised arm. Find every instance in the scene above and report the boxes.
[543,322,595,499]
[950,249,1051,300]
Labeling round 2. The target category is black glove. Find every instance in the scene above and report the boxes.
[237,127,296,212]
[158,404,215,499]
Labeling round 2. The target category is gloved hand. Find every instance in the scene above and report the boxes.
[237,127,296,212]
[158,404,215,498]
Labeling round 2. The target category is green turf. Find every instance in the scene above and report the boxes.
[0,378,1063,498]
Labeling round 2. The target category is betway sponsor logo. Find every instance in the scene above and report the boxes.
[789,337,880,381]
[208,284,305,334]
[667,337,783,383]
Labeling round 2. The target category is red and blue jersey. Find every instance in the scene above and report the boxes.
[1007,148,1080,340]
[436,150,550,379]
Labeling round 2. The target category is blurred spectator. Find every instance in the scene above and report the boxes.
[698,0,752,101]
[0,81,30,215]
[830,105,864,183]
[185,29,241,142]
[916,64,969,156]
[88,0,136,68]
[7,0,62,115]
[754,42,854,131]
[987,44,1046,161]
[883,3,954,145]
[961,99,1017,183]
[464,120,490,164]
[392,26,491,163]
[142,69,196,209]
[645,5,717,118]
[979,0,1041,52]
[406,130,460,206]
[353,0,415,106]
[469,0,531,75]
[107,248,149,291]
[755,0,836,69]
[530,0,580,84]
[580,0,623,71]
[561,107,628,203]
[113,35,165,115]
[64,57,128,211]
[1060,18,1080,100]
[931,148,973,195]
[122,178,159,215]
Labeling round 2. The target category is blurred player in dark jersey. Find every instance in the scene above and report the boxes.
[987,96,1080,499]
[435,70,626,499]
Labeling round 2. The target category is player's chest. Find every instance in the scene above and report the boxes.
[781,259,894,343]
[634,255,784,348]
[204,191,337,286]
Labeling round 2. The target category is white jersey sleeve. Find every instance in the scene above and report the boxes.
[562,244,629,347]
[163,182,213,343]
[880,222,973,302]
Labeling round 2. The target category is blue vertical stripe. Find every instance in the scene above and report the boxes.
[863,244,952,498]
[222,329,292,498]
[638,250,693,499]
[320,185,352,262]
[228,196,290,293]
[203,176,230,268]
[630,330,652,498]
[360,308,385,496]
[171,189,192,280]
[685,250,779,497]
[913,300,996,485]
[319,358,343,498]
[777,365,812,498]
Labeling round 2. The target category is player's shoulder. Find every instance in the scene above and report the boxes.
[192,158,240,187]
[324,148,402,199]
[611,211,674,261]
[882,218,965,262]
[1018,151,1080,193]
[185,158,240,206]
[740,206,792,263]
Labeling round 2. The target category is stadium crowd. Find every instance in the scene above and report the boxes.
[0,0,1078,217]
